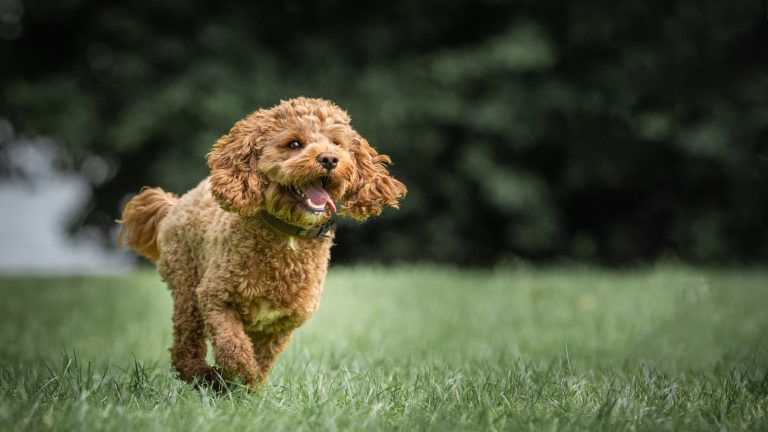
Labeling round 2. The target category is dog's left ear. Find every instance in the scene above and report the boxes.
[207,119,264,216]
[341,134,407,221]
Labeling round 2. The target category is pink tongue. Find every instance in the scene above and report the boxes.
[302,181,336,213]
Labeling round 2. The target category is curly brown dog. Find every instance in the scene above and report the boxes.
[118,97,406,387]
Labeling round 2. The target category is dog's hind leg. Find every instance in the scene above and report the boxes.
[161,252,220,386]
[169,285,221,385]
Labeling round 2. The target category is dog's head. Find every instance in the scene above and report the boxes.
[207,97,406,228]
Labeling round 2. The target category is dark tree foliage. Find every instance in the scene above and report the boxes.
[1,0,766,265]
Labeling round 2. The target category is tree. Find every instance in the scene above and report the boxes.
[2,0,766,264]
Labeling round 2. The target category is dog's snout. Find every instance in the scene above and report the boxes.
[317,152,339,170]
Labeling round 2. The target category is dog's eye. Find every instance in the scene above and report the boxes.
[287,140,302,150]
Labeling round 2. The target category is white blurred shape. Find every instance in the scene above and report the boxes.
[0,139,132,274]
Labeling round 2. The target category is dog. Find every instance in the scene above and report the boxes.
[118,97,406,387]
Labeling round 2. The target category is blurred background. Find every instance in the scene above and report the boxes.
[0,0,766,271]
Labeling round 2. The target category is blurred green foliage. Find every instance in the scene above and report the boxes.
[1,0,766,265]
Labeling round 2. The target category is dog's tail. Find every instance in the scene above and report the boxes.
[118,187,178,263]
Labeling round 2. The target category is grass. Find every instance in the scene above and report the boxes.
[0,265,766,431]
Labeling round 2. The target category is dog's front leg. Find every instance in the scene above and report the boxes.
[197,286,259,386]
[249,332,293,383]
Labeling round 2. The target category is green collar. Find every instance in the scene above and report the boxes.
[259,211,335,239]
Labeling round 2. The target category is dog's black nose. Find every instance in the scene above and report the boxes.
[317,152,339,170]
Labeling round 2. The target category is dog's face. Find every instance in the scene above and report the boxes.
[207,97,406,228]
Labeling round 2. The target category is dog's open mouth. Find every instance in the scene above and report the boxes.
[286,178,337,214]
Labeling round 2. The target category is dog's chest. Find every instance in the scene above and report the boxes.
[241,300,297,334]
[232,231,332,333]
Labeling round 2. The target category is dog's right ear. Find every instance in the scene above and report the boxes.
[340,133,407,221]
[207,120,264,216]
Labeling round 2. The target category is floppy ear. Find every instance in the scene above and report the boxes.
[207,121,264,216]
[341,135,407,221]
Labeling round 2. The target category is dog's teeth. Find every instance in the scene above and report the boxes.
[305,198,323,211]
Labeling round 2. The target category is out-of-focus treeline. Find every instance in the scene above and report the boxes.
[1,0,766,265]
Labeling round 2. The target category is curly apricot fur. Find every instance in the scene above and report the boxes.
[118,187,178,262]
[341,135,407,220]
[118,97,405,388]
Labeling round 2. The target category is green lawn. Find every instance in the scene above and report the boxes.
[0,266,766,431]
